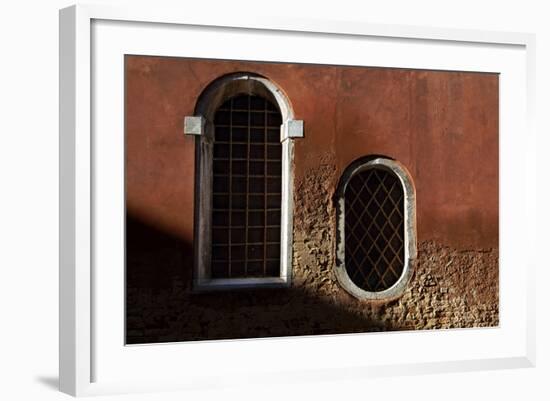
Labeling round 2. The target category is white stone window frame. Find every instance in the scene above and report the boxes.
[184,72,303,291]
[334,157,417,300]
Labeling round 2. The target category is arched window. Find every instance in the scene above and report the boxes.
[335,157,416,300]
[211,94,282,279]
[184,73,303,290]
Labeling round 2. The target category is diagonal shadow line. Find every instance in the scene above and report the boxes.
[125,210,406,344]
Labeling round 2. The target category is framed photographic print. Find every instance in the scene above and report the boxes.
[59,4,536,396]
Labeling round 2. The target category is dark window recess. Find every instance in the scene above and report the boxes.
[211,94,282,279]
[345,168,405,292]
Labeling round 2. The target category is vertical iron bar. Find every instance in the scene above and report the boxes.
[263,98,268,276]
[227,98,233,278]
[244,95,250,276]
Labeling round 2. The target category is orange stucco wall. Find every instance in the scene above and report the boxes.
[126,56,498,251]
[125,56,499,343]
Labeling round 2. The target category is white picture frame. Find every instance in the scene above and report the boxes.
[59,3,536,397]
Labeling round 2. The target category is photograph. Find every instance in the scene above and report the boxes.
[2,0,546,399]
[125,56,499,344]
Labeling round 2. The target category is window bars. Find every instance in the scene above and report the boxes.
[211,94,282,278]
[344,167,405,292]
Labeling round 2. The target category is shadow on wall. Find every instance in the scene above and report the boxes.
[126,213,403,344]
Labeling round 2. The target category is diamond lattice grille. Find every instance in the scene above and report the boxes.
[344,167,405,292]
[211,94,282,279]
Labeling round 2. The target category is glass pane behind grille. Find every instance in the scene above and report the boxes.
[211,94,282,278]
[344,168,405,292]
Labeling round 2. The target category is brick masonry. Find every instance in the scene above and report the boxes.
[126,158,498,344]
[124,57,499,344]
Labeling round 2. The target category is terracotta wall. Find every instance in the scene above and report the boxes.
[125,56,499,343]
[126,56,498,251]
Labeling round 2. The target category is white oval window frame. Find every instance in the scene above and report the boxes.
[334,157,417,300]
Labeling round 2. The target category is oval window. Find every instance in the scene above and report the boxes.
[335,157,416,300]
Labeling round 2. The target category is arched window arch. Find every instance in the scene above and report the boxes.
[334,156,417,300]
[184,73,303,290]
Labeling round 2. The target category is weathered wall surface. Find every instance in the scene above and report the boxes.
[125,56,499,344]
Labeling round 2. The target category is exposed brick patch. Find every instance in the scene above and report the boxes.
[126,160,498,344]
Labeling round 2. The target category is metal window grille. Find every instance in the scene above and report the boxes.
[344,167,405,292]
[211,94,282,278]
